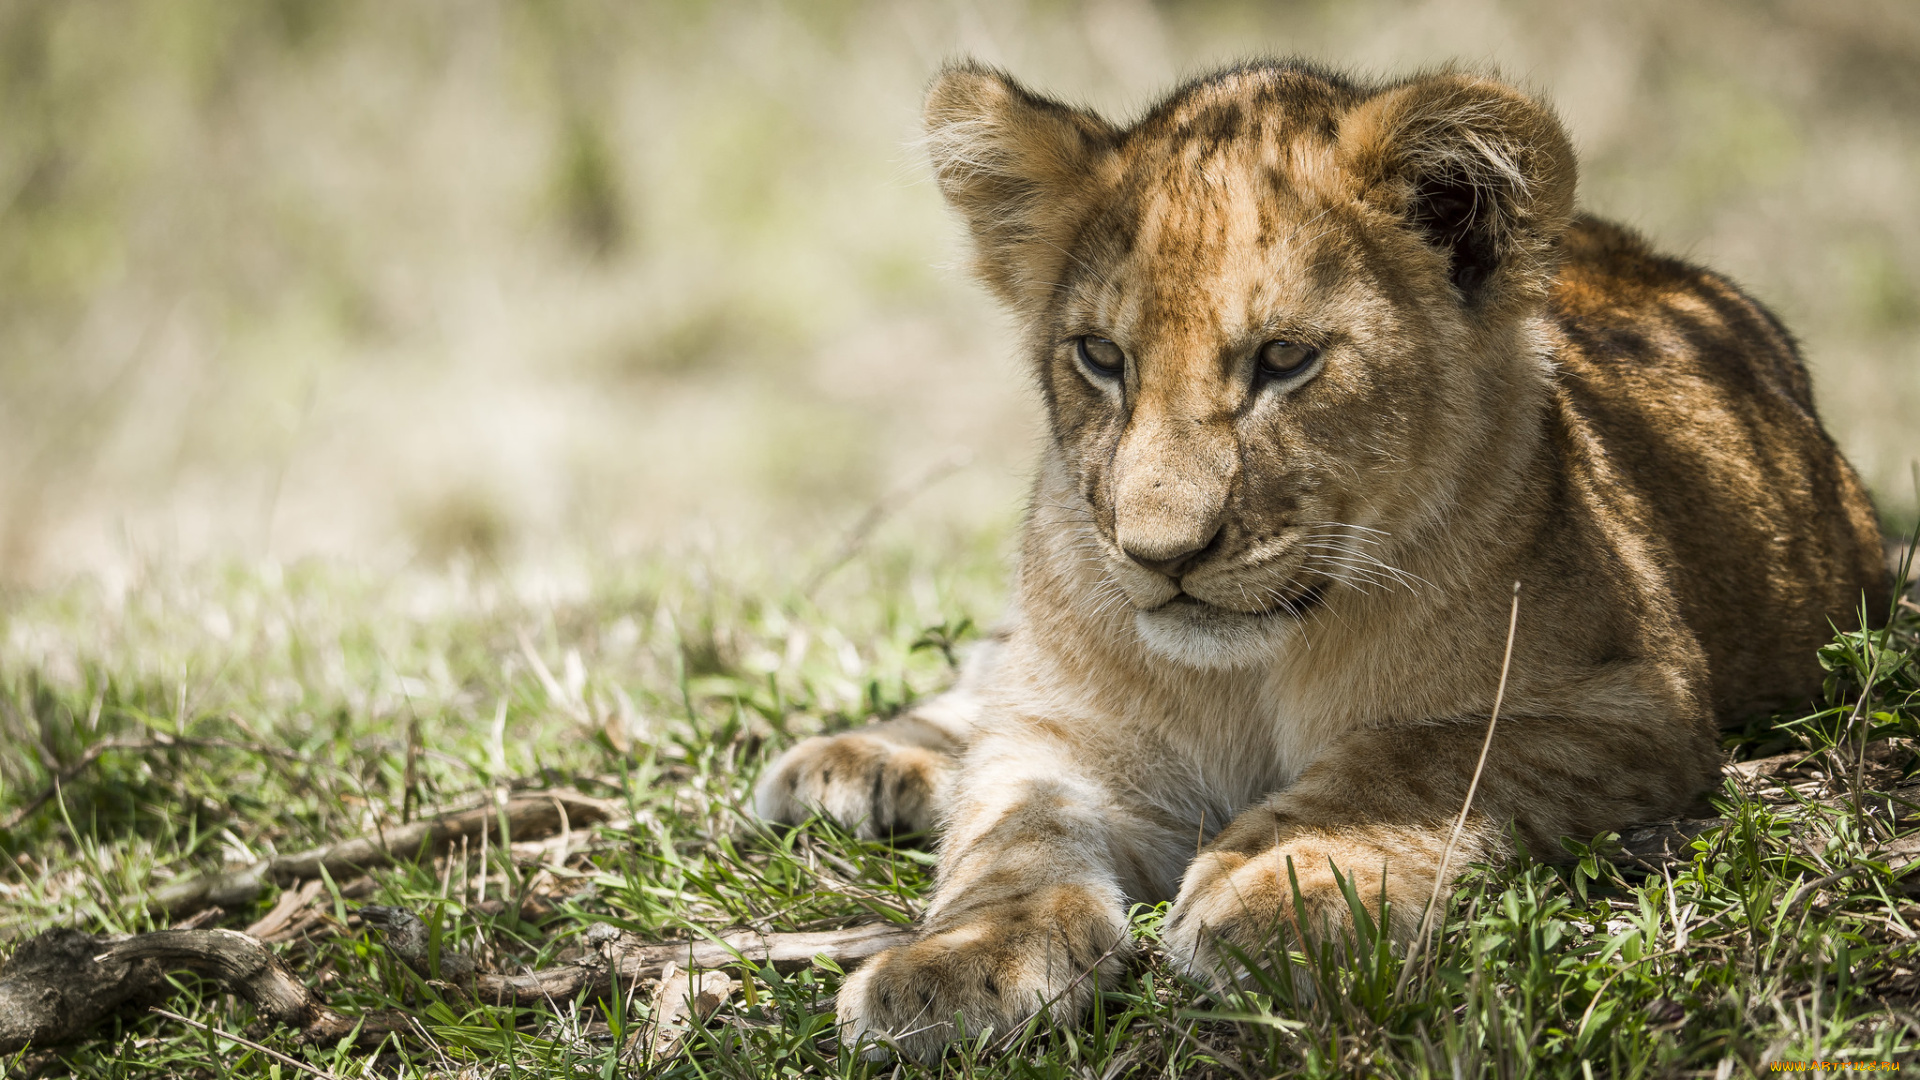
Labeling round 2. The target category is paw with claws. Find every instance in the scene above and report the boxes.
[835,887,1129,1061]
[1163,820,1437,986]
[753,719,958,840]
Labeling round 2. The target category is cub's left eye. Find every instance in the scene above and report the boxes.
[1075,335,1126,378]
[1258,340,1321,379]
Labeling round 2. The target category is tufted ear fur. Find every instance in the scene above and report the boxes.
[924,62,1118,313]
[1339,73,1577,309]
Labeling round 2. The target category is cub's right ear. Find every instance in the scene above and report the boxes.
[924,62,1117,313]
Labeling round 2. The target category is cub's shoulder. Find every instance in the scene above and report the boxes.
[1542,216,1886,725]
[1548,215,1814,411]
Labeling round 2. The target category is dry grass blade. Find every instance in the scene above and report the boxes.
[802,449,973,599]
[150,1007,343,1080]
[1395,580,1521,999]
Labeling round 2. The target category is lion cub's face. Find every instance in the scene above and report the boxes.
[927,64,1575,668]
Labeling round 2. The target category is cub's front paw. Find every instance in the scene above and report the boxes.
[837,891,1130,1061]
[1163,838,1410,987]
[753,731,951,839]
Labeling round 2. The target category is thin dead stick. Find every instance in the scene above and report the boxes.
[1395,580,1521,999]
[801,449,972,600]
[151,1007,342,1080]
[358,906,915,1005]
[3,741,125,830]
[1779,862,1887,920]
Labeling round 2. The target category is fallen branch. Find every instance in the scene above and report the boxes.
[0,925,401,1056]
[359,905,912,1005]
[0,912,911,1056]
[150,790,620,915]
[0,928,170,1056]
[99,929,398,1049]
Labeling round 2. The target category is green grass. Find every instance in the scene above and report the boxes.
[1,537,1916,1077]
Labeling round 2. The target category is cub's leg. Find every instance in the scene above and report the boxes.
[835,732,1185,1061]
[1163,716,1717,982]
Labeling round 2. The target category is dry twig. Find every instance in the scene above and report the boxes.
[150,789,620,915]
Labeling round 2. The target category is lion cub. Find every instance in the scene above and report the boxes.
[755,61,1888,1059]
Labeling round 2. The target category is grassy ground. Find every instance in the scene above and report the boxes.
[1,535,1917,1078]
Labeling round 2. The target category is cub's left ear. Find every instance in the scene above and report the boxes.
[1339,73,1577,307]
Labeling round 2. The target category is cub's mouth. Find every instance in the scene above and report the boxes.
[1132,578,1328,670]
[1159,580,1329,621]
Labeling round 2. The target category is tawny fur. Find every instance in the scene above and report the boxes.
[752,60,1889,1061]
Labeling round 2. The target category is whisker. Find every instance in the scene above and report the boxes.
[1308,551,1424,593]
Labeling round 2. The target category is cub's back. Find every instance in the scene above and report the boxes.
[1549,216,1889,725]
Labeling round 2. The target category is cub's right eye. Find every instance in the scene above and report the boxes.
[1075,336,1126,379]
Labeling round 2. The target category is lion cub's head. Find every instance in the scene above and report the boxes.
[925,62,1577,669]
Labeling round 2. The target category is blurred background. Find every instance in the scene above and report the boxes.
[1,0,1916,589]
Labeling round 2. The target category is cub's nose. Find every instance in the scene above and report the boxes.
[1121,532,1217,578]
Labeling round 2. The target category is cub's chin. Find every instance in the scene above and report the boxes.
[1132,594,1313,671]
